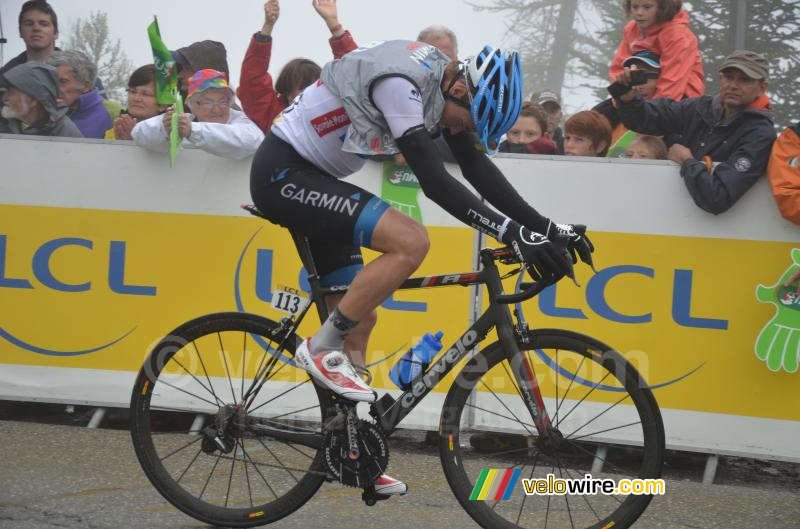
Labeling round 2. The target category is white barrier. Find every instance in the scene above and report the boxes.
[0,134,798,462]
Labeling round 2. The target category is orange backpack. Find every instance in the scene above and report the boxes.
[767,124,800,225]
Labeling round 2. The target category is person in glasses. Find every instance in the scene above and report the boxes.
[132,69,264,160]
[105,65,169,140]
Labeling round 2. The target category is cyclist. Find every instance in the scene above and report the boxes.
[250,40,594,495]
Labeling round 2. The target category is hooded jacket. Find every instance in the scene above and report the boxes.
[176,41,230,80]
[766,123,800,225]
[69,88,113,139]
[0,62,82,138]
[131,108,264,161]
[609,9,704,101]
[616,92,776,214]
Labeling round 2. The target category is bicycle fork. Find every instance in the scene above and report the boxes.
[497,308,555,444]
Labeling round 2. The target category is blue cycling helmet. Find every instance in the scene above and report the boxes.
[463,45,523,155]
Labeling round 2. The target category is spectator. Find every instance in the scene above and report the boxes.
[0,1,59,76]
[47,50,122,139]
[105,65,169,141]
[417,25,458,61]
[238,0,357,134]
[625,134,668,160]
[499,102,556,154]
[531,89,564,154]
[610,0,703,101]
[766,122,800,225]
[611,49,776,214]
[598,50,661,158]
[0,62,82,137]
[563,111,612,157]
[132,69,264,161]
[171,40,230,99]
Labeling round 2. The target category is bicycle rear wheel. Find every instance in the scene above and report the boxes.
[439,329,665,529]
[130,312,330,528]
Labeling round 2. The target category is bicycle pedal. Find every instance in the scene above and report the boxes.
[361,487,391,506]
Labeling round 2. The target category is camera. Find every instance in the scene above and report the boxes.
[630,69,659,86]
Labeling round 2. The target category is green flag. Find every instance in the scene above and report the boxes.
[147,17,177,105]
[147,16,182,166]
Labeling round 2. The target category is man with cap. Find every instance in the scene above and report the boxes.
[530,89,564,154]
[0,61,82,138]
[609,49,776,214]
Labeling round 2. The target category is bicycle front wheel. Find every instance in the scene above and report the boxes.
[130,312,330,528]
[439,329,665,529]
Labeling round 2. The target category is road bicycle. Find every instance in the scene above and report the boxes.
[130,211,665,529]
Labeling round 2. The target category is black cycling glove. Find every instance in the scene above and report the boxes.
[503,221,571,282]
[546,222,597,272]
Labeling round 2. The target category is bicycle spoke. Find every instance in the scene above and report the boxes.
[560,464,602,522]
[465,401,535,431]
[217,332,239,406]
[543,462,555,529]
[278,440,316,461]
[557,437,634,484]
[259,439,301,484]
[241,443,279,501]
[267,404,321,422]
[514,451,540,525]
[555,349,560,429]
[239,438,254,508]
[241,332,247,403]
[153,378,220,409]
[557,370,612,426]
[165,355,224,408]
[159,436,203,462]
[555,459,575,529]
[553,355,586,423]
[225,436,237,508]
[568,421,642,443]
[176,446,204,484]
[247,378,314,415]
[478,377,537,437]
[192,340,223,408]
[564,393,632,439]
[199,453,223,500]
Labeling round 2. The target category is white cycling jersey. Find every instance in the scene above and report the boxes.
[271,76,424,179]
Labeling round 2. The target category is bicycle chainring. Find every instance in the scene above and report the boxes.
[323,419,389,488]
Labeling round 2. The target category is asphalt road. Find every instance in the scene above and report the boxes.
[1,420,798,529]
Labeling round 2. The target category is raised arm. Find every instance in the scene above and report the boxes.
[313,0,358,58]
[238,1,283,133]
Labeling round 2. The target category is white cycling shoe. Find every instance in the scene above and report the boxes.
[295,339,376,403]
[374,473,408,496]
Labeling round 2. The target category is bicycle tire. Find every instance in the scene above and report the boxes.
[130,312,330,528]
[439,329,665,529]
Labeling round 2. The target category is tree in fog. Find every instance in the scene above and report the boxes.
[468,0,621,102]
[66,11,133,101]
[685,0,800,129]
[471,0,800,126]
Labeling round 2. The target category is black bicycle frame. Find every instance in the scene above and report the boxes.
[280,231,555,440]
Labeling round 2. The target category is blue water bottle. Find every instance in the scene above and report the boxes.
[389,331,444,390]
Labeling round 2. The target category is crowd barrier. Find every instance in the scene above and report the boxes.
[1,134,798,462]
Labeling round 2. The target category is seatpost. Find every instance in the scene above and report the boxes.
[289,230,330,323]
